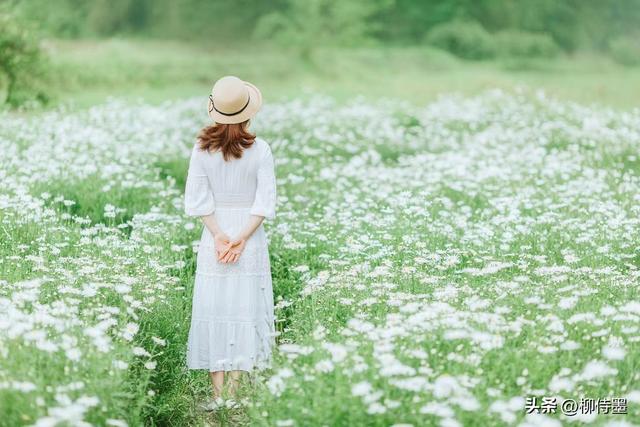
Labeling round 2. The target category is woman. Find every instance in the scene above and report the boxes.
[183,75,277,411]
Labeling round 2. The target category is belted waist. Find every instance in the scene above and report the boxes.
[215,192,254,208]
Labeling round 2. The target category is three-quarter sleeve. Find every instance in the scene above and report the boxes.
[250,143,277,220]
[184,145,215,217]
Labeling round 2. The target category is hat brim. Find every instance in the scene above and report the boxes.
[207,81,262,124]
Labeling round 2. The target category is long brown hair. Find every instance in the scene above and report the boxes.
[197,120,256,161]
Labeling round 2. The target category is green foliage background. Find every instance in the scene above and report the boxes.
[7,0,640,52]
[1,0,640,108]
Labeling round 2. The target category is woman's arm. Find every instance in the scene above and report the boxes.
[200,214,231,261]
[200,213,224,237]
[236,214,264,241]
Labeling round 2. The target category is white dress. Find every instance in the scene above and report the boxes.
[184,137,277,372]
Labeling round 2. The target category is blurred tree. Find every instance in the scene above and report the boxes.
[494,30,559,59]
[375,0,462,42]
[0,6,48,106]
[509,0,582,52]
[425,20,497,60]
[142,0,283,40]
[375,0,640,54]
[87,0,135,35]
[3,0,640,59]
[7,0,89,37]
[254,0,393,59]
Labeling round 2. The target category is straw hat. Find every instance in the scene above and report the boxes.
[207,76,262,124]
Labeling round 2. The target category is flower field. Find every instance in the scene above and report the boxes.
[1,91,639,426]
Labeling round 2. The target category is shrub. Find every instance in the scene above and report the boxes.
[424,20,496,60]
[495,30,560,59]
[608,36,640,66]
[0,11,48,107]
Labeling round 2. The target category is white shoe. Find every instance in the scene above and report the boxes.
[199,397,225,412]
[224,398,241,409]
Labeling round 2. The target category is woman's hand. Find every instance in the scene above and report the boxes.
[213,233,231,262]
[220,238,246,264]
[217,215,264,264]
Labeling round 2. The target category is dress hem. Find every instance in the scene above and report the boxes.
[186,358,273,373]
[194,271,272,277]
[186,316,276,374]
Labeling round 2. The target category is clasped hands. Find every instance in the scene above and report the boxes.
[213,233,246,264]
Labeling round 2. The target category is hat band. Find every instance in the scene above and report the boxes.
[209,94,251,117]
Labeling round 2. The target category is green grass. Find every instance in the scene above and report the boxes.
[31,38,640,110]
